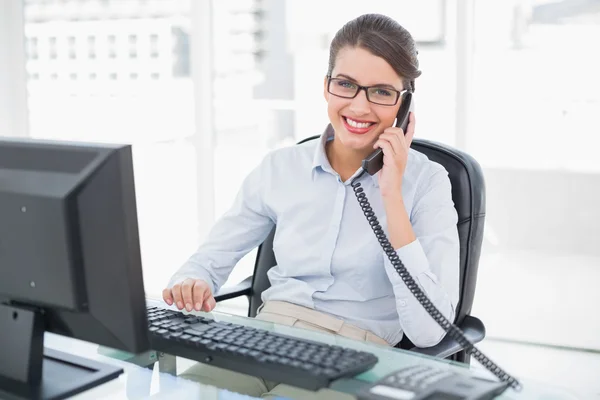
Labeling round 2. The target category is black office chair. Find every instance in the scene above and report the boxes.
[215,125,487,364]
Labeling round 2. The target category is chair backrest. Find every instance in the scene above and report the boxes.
[247,127,486,331]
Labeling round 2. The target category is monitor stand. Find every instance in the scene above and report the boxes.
[0,303,123,400]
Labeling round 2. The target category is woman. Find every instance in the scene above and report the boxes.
[163,13,459,399]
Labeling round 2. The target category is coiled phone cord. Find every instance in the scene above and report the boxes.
[351,170,522,391]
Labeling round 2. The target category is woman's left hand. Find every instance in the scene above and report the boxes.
[373,112,415,198]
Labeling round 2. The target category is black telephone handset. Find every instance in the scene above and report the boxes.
[361,91,413,176]
[350,91,519,392]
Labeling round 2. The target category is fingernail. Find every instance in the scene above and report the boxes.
[186,303,192,311]
[166,299,172,305]
[177,301,183,309]
[195,303,202,311]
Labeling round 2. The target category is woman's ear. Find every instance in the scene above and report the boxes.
[323,75,329,102]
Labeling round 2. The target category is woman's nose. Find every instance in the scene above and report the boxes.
[348,89,371,115]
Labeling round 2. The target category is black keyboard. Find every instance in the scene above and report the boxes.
[146,305,379,391]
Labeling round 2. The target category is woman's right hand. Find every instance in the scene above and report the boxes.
[162,278,216,312]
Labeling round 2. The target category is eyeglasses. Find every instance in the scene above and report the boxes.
[326,76,404,106]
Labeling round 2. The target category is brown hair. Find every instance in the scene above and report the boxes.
[327,14,421,92]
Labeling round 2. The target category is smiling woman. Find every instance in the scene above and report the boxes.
[164,13,461,399]
[324,47,409,175]
[321,14,420,186]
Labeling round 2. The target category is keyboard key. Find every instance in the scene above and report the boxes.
[278,357,291,366]
[212,322,235,330]
[184,329,205,337]
[205,343,217,351]
[323,368,338,377]
[248,350,261,358]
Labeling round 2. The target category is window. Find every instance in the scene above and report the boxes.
[49,37,57,59]
[171,27,190,77]
[87,36,96,59]
[23,1,196,299]
[68,36,76,59]
[28,37,39,60]
[468,1,600,351]
[150,33,159,58]
[128,34,137,58]
[108,34,116,58]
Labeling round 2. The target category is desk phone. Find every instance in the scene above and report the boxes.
[357,364,509,400]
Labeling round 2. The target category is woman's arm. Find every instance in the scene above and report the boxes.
[382,166,460,348]
[167,155,276,296]
[382,191,416,249]
[373,113,459,347]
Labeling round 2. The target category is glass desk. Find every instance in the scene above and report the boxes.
[45,298,588,399]
[43,332,258,400]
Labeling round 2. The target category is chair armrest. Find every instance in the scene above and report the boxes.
[214,276,253,302]
[408,315,486,359]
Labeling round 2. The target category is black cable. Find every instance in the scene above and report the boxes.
[351,169,522,391]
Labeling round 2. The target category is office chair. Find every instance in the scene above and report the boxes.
[215,124,486,364]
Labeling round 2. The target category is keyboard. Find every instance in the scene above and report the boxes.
[146,305,379,391]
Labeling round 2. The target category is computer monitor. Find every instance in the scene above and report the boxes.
[0,137,149,400]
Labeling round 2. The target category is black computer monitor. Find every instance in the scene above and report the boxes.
[0,137,149,400]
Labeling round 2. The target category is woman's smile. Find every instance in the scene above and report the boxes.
[342,116,377,135]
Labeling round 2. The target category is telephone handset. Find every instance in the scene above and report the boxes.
[361,91,413,176]
[350,91,520,392]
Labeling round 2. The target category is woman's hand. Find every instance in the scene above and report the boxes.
[163,278,216,312]
[373,112,416,198]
